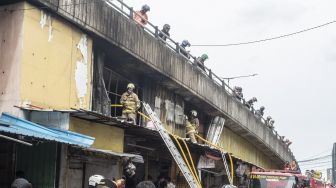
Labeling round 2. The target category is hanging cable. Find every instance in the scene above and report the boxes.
[181,139,201,184]
[171,135,202,188]
[192,20,336,47]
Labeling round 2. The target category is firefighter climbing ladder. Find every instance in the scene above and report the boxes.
[143,102,200,188]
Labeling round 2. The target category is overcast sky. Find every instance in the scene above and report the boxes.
[127,0,336,174]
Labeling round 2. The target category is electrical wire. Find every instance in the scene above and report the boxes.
[300,163,332,169]
[299,161,332,166]
[300,148,332,161]
[298,154,332,163]
[192,20,336,47]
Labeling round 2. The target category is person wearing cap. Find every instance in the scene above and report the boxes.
[133,5,150,27]
[120,83,140,124]
[158,24,170,42]
[185,110,199,143]
[179,40,191,59]
[194,54,209,72]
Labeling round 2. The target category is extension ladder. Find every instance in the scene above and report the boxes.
[143,103,199,188]
[222,152,233,185]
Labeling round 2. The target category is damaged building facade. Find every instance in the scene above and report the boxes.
[0,0,295,188]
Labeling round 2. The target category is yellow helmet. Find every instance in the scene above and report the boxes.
[127,83,135,89]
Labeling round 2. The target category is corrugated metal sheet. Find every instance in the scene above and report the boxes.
[16,142,57,188]
[0,113,94,147]
[0,141,14,187]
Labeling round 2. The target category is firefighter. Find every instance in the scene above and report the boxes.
[185,110,199,143]
[89,175,115,188]
[179,40,191,59]
[285,139,292,147]
[265,116,272,126]
[245,97,257,109]
[89,175,125,188]
[120,83,140,124]
[194,54,209,71]
[133,5,150,27]
[269,119,275,129]
[158,24,171,42]
[233,86,243,101]
[255,106,265,118]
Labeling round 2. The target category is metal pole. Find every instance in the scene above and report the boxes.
[129,7,133,19]
[154,26,159,38]
[0,134,33,146]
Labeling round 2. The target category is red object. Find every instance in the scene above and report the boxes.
[205,152,221,161]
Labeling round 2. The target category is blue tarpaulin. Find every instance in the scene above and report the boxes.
[0,113,94,147]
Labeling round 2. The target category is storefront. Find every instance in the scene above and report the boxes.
[0,112,94,187]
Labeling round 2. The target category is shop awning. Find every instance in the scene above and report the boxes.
[0,113,95,147]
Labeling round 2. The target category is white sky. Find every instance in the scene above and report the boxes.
[127,0,336,176]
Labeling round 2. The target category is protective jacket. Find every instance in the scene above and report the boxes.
[120,92,140,113]
[159,29,170,41]
[195,57,206,71]
[186,117,199,134]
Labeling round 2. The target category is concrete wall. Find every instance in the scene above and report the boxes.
[69,117,124,152]
[0,3,24,116]
[21,2,93,110]
[26,0,294,164]
[220,128,277,169]
[0,2,93,116]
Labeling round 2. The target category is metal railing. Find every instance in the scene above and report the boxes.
[104,0,293,158]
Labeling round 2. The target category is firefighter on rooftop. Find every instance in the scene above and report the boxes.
[158,24,171,42]
[120,83,141,124]
[194,53,209,72]
[245,97,257,110]
[179,40,191,59]
[133,4,150,27]
[185,110,199,143]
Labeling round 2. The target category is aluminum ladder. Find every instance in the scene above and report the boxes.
[222,152,233,185]
[143,102,200,188]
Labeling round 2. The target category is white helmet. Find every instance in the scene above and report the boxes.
[89,175,105,187]
[191,110,197,117]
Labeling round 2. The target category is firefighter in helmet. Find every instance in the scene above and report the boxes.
[89,175,115,188]
[185,110,200,143]
[245,97,257,109]
[120,83,141,124]
[194,53,209,72]
[88,174,125,188]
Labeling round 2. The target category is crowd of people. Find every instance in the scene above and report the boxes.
[88,174,176,188]
[232,86,292,148]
